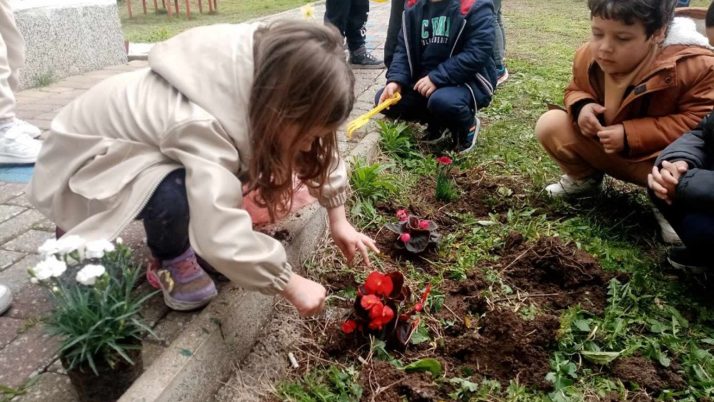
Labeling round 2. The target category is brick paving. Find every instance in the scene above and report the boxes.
[0,1,392,399]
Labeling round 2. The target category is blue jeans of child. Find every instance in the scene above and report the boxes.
[653,197,714,261]
[375,85,475,133]
[137,169,190,260]
[676,0,690,7]
[324,0,369,52]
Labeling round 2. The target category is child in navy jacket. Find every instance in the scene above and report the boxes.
[375,0,497,153]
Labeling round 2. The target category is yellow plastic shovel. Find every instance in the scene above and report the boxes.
[346,92,401,139]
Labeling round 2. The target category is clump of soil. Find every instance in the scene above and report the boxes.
[498,235,613,314]
[448,167,532,217]
[611,356,686,393]
[445,308,560,390]
[360,360,441,402]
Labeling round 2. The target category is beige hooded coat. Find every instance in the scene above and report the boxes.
[27,23,349,295]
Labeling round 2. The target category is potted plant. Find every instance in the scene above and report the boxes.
[341,271,431,351]
[29,236,156,402]
[434,155,459,202]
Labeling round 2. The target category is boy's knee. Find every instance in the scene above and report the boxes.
[427,89,471,120]
[535,109,571,146]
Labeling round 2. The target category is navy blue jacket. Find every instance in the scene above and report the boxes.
[386,0,497,109]
[656,111,714,210]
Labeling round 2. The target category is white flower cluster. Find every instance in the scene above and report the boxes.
[31,235,115,286]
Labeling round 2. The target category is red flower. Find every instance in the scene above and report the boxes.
[399,233,411,244]
[342,319,357,334]
[415,284,432,312]
[360,294,382,310]
[364,272,394,296]
[436,156,453,165]
[418,219,430,230]
[396,209,409,222]
[368,304,394,330]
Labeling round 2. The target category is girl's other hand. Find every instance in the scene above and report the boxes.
[281,273,326,316]
[330,219,379,267]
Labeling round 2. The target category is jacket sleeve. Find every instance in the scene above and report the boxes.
[674,168,714,209]
[161,119,292,295]
[622,63,714,157]
[386,12,413,88]
[655,130,710,169]
[564,45,599,118]
[429,4,495,86]
[305,150,350,208]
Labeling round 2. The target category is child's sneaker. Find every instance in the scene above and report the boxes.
[651,206,683,245]
[146,248,217,311]
[496,67,509,86]
[0,284,12,315]
[349,47,384,69]
[422,124,447,144]
[545,174,603,197]
[667,246,708,274]
[0,124,42,164]
[0,118,42,139]
[455,117,481,154]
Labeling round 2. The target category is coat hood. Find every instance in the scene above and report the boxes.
[148,23,262,144]
[663,17,712,49]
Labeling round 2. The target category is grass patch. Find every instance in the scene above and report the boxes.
[118,0,313,42]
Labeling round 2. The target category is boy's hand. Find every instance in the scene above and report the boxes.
[597,124,625,154]
[281,273,326,316]
[330,219,379,267]
[414,76,437,98]
[577,103,605,137]
[648,161,688,205]
[380,82,402,104]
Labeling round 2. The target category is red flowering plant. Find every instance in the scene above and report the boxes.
[385,209,440,254]
[435,155,459,202]
[341,271,431,350]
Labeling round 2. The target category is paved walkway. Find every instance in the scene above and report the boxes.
[0,2,391,400]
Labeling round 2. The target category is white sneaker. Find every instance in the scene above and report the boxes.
[545,174,603,198]
[0,284,12,315]
[652,206,683,245]
[0,124,42,164]
[0,118,42,139]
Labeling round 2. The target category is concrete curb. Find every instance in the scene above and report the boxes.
[119,132,381,402]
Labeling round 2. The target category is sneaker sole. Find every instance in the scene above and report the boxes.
[458,118,481,154]
[667,256,707,274]
[422,132,448,145]
[0,154,38,164]
[349,63,385,70]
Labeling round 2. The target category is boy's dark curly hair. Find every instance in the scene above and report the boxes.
[587,0,676,38]
[707,1,714,29]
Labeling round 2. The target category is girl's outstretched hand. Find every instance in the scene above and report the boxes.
[281,273,326,316]
[328,206,379,267]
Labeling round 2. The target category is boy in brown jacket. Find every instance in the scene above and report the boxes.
[535,0,714,199]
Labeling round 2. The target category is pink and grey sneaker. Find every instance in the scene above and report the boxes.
[146,248,217,311]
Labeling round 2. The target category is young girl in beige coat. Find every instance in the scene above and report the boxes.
[27,20,378,314]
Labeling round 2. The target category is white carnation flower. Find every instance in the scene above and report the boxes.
[76,264,106,286]
[115,237,123,245]
[38,238,60,257]
[55,235,85,255]
[84,239,115,259]
[31,256,67,280]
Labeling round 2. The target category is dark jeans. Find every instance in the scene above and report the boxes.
[384,0,405,68]
[375,85,475,134]
[137,169,190,260]
[492,0,505,70]
[324,0,369,52]
[652,196,714,260]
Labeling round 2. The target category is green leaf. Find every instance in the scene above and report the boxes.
[179,348,193,357]
[573,319,591,332]
[581,350,622,365]
[403,358,443,377]
[410,325,430,345]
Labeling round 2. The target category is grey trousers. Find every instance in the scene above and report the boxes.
[0,0,25,122]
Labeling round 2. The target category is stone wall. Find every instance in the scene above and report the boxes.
[10,0,127,89]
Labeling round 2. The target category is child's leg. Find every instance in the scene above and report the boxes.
[426,86,476,150]
[324,0,348,37]
[535,109,653,186]
[492,0,505,70]
[345,0,368,52]
[138,169,217,311]
[653,197,713,268]
[137,169,190,260]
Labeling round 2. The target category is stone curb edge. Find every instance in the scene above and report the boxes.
[119,131,381,402]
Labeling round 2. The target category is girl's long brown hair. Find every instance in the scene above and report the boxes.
[248,20,355,222]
